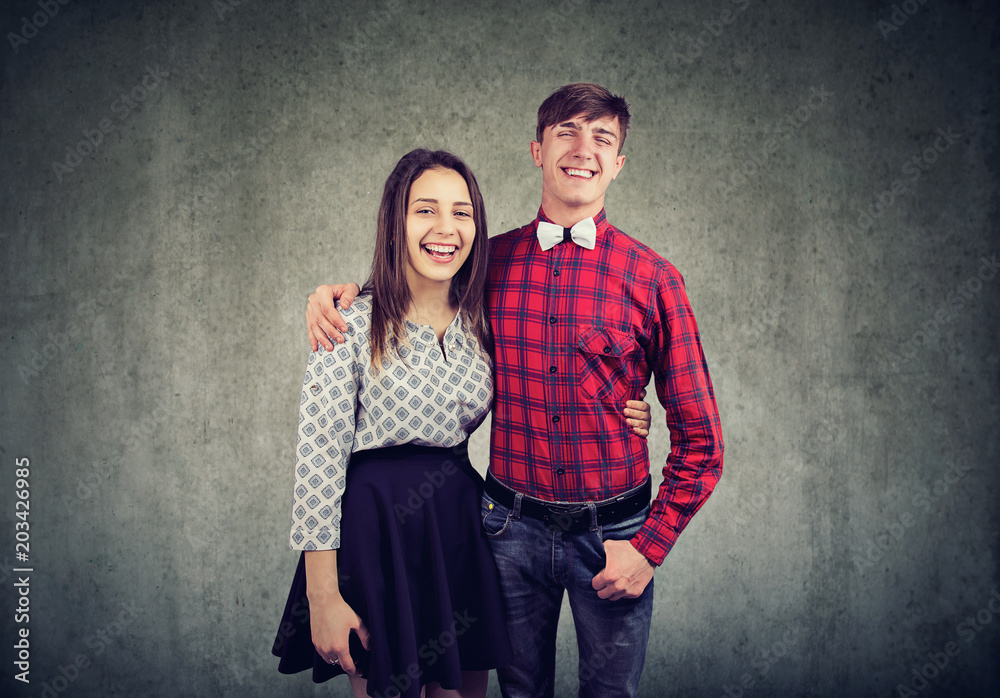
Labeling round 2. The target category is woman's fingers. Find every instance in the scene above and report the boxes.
[356,619,372,651]
[337,646,358,675]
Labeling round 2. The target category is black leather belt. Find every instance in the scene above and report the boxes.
[484,472,651,533]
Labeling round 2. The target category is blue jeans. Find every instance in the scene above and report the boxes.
[481,488,654,698]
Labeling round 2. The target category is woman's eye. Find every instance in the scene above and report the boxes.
[455,210,472,218]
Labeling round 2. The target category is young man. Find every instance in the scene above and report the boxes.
[306,83,723,698]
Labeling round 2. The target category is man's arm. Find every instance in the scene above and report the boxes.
[592,266,723,600]
[631,266,725,565]
[307,283,361,351]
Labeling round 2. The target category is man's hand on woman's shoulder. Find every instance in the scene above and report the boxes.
[307,282,361,351]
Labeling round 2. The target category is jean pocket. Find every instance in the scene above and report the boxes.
[576,325,637,401]
[481,493,512,538]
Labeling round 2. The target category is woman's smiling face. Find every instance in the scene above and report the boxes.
[403,167,476,288]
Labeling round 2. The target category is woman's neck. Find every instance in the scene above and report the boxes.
[407,279,456,343]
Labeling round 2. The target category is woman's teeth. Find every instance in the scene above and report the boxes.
[424,243,457,259]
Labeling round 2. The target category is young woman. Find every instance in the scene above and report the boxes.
[272,149,509,698]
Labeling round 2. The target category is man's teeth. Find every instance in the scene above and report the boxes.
[565,168,594,179]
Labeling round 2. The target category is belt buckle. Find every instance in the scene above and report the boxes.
[544,503,586,532]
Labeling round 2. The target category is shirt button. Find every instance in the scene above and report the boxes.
[556,467,565,475]
[603,346,611,354]
[448,344,458,353]
[549,316,557,324]
[552,415,560,423]
[553,269,560,277]
[549,365,557,374]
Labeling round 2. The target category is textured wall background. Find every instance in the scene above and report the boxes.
[1,0,997,696]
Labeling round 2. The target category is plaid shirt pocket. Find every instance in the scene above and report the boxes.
[576,325,637,401]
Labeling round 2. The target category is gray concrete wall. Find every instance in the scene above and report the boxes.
[1,0,997,696]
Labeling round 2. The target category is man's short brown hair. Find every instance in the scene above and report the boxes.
[535,83,631,154]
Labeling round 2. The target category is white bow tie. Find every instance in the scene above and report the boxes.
[536,218,597,251]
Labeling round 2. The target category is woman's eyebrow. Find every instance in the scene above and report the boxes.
[412,198,473,207]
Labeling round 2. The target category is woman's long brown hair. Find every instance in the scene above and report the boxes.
[360,149,493,372]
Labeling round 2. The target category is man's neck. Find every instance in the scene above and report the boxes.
[539,196,604,228]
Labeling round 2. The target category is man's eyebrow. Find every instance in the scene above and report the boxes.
[554,120,619,140]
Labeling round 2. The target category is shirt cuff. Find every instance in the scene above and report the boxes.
[630,518,677,567]
[289,526,341,551]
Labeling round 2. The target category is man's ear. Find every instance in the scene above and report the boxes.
[611,154,626,179]
[530,140,543,167]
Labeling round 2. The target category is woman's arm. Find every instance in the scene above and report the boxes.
[304,550,370,675]
[290,304,371,670]
[289,327,362,551]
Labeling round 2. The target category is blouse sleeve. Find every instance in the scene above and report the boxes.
[288,337,360,551]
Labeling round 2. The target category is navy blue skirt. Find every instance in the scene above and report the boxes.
[272,442,512,697]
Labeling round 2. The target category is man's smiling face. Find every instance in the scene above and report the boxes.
[530,113,626,226]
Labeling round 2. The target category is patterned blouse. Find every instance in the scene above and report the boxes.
[288,295,493,551]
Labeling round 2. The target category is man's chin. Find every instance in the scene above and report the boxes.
[557,195,601,211]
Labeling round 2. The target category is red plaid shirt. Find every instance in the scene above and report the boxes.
[486,208,724,565]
